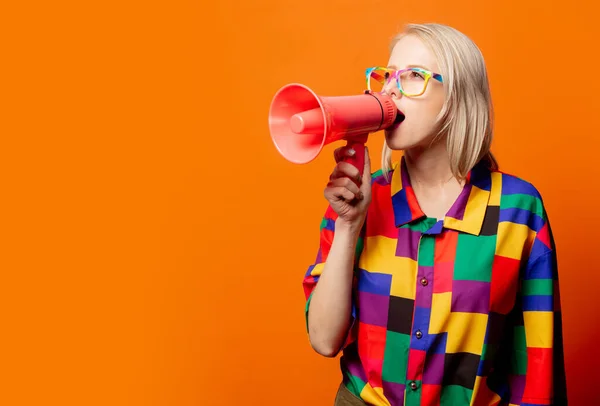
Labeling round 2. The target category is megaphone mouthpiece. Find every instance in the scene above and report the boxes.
[290,108,324,135]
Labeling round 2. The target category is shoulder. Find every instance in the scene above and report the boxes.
[492,169,556,255]
[493,171,559,274]
[495,169,544,200]
[493,169,548,221]
[367,166,395,211]
[370,167,392,187]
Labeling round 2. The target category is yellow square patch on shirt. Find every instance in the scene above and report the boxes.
[446,312,488,355]
[429,292,452,334]
[523,311,554,348]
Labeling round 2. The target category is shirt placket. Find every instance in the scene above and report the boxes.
[405,227,437,406]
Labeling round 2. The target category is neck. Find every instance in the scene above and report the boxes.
[403,139,459,189]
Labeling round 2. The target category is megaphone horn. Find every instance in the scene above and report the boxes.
[268,83,398,178]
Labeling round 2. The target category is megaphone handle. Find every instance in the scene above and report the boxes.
[344,137,367,182]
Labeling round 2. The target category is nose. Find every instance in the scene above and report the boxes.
[388,87,400,98]
[382,82,401,99]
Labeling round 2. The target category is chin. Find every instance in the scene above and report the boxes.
[384,128,418,151]
[385,124,438,151]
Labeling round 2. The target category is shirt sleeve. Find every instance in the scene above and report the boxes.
[302,204,363,354]
[511,216,568,405]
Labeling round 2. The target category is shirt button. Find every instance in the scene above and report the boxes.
[416,330,423,339]
[409,381,418,390]
[420,277,428,286]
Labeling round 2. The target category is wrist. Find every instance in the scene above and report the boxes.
[334,217,364,238]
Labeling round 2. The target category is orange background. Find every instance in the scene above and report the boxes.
[2,0,599,405]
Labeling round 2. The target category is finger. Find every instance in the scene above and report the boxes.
[330,161,362,184]
[330,186,360,202]
[360,146,372,186]
[327,177,361,196]
[325,181,363,202]
[333,146,357,163]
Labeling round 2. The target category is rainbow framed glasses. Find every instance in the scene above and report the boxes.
[365,66,443,97]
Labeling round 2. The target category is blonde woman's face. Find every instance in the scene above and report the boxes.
[383,35,446,150]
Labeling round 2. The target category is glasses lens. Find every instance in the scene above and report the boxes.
[399,69,428,96]
[367,68,389,93]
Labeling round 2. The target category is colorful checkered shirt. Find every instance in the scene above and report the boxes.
[303,157,567,406]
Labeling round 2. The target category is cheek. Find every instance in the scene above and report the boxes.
[409,100,443,127]
[410,100,444,132]
[424,91,445,115]
[428,88,446,117]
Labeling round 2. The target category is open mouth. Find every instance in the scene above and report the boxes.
[395,111,406,124]
[388,110,405,130]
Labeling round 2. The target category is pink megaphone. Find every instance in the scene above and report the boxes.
[268,83,399,178]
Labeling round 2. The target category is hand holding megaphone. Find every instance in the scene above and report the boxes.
[268,83,399,181]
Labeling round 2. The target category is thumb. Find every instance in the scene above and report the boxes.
[362,146,371,184]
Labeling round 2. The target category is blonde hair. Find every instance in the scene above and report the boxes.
[382,23,498,181]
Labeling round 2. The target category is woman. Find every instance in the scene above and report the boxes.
[302,23,567,406]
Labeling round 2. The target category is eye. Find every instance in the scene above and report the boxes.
[384,72,390,79]
[410,70,425,80]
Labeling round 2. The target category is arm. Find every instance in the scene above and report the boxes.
[303,205,364,357]
[512,218,568,405]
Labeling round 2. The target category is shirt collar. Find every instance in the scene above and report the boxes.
[390,156,492,235]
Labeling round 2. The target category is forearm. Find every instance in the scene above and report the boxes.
[307,220,361,357]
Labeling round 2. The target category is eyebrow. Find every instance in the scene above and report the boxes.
[387,64,433,71]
